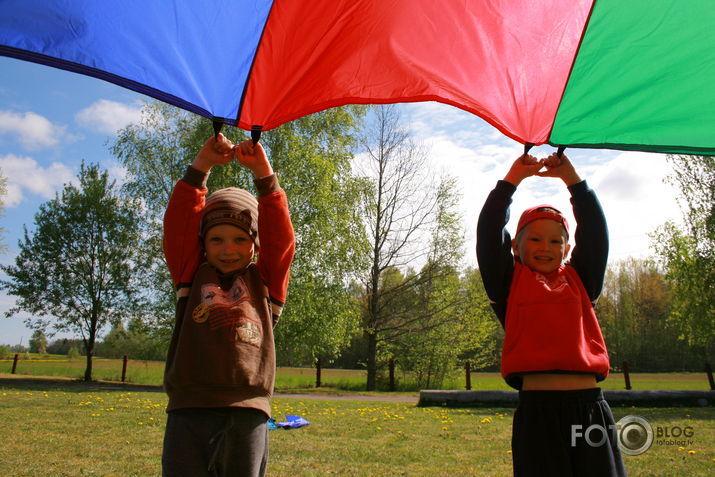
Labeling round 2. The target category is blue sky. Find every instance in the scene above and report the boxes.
[0,56,683,346]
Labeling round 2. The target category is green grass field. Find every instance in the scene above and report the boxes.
[2,355,713,392]
[0,380,713,476]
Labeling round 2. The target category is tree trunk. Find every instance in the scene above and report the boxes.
[84,351,93,382]
[84,317,97,382]
[366,331,377,391]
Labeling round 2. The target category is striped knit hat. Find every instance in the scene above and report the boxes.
[200,187,259,247]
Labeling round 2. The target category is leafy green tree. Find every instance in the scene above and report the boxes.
[651,155,714,361]
[389,264,462,389]
[29,329,48,354]
[96,318,166,361]
[46,338,85,355]
[459,267,503,371]
[260,108,370,364]
[67,345,80,361]
[597,258,688,370]
[112,102,369,364]
[390,267,503,389]
[1,164,142,381]
[111,103,218,338]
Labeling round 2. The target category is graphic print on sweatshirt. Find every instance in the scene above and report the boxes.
[192,277,262,347]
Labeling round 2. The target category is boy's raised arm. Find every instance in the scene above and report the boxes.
[540,153,608,301]
[569,182,609,302]
[163,135,235,287]
[477,180,516,325]
[235,140,296,320]
[477,154,541,325]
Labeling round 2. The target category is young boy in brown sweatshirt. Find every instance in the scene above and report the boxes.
[161,134,295,477]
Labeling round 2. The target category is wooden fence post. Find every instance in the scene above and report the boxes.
[705,362,715,391]
[11,353,19,374]
[622,361,632,390]
[388,359,395,392]
[121,355,129,382]
[465,361,472,390]
[315,358,321,388]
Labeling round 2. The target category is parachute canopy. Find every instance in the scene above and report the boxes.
[1,0,713,154]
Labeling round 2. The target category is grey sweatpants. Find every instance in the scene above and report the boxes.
[162,407,268,477]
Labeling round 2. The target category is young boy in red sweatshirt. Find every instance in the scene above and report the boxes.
[477,152,626,476]
[161,134,295,477]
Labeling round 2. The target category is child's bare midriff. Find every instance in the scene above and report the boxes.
[521,373,597,390]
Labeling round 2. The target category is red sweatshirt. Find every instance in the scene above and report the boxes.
[162,166,295,416]
[500,262,610,383]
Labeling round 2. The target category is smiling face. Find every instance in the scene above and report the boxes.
[203,224,255,274]
[513,219,571,274]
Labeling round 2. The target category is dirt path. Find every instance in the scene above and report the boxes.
[275,391,417,403]
[0,375,418,402]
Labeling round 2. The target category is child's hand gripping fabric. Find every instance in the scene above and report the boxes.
[234,139,273,178]
[191,133,235,173]
[536,152,582,186]
[503,154,544,186]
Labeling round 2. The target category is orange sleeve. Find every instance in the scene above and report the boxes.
[163,178,208,287]
[255,184,296,307]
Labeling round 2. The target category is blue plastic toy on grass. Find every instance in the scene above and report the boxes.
[268,415,310,430]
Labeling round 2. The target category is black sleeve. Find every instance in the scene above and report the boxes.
[567,181,609,302]
[476,180,517,326]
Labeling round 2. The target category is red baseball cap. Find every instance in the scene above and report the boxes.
[516,204,569,239]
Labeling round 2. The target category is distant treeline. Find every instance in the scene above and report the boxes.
[4,258,711,374]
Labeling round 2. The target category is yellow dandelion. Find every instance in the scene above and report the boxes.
[688,450,696,455]
[138,422,144,425]
[442,426,448,431]
[678,446,685,451]
[507,450,512,454]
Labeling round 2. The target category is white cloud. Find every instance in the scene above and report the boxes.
[75,99,143,135]
[589,151,681,261]
[0,154,74,207]
[0,110,66,150]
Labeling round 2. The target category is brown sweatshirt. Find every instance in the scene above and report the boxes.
[162,166,295,416]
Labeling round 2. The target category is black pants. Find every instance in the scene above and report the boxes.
[162,407,268,477]
[512,388,627,477]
